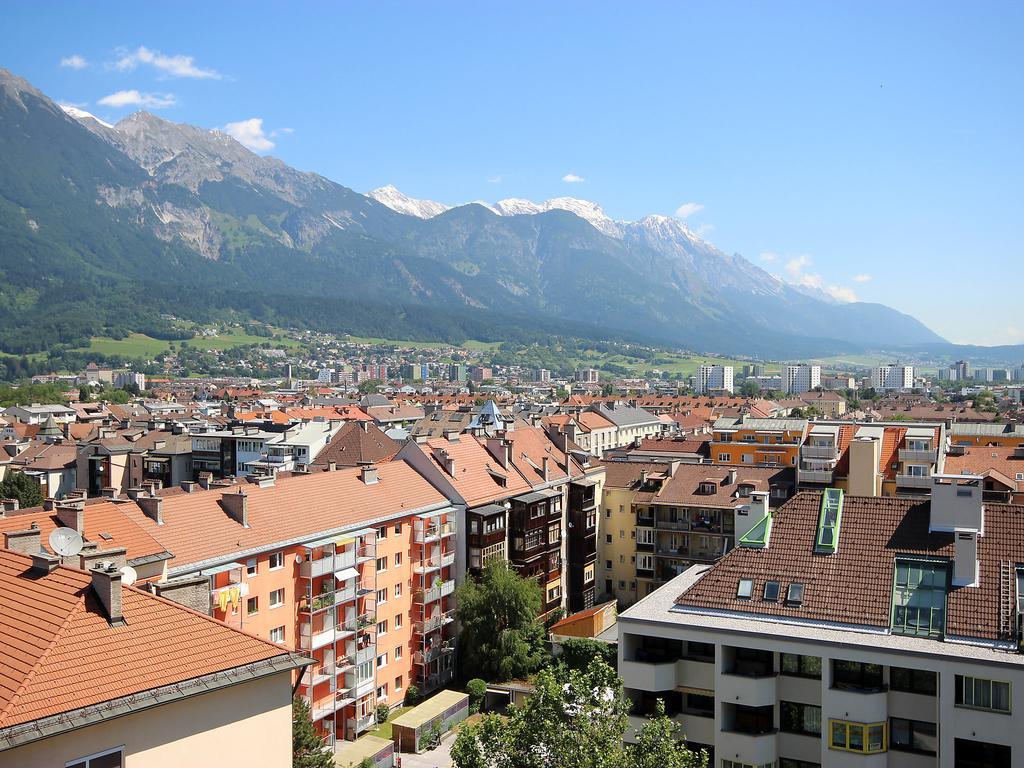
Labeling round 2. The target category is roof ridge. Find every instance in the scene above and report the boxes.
[0,587,87,726]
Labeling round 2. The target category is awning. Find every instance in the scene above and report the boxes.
[515,488,559,504]
[199,561,244,577]
[334,567,359,582]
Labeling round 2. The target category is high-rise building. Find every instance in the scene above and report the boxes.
[870,364,914,391]
[575,368,600,384]
[781,364,821,394]
[447,363,467,382]
[697,365,734,395]
[536,368,552,383]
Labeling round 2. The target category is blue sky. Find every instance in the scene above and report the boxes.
[7,2,1021,346]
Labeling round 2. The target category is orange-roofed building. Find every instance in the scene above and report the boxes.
[0,548,308,767]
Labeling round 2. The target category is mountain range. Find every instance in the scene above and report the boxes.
[0,67,948,361]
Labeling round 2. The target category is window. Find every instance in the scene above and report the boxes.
[833,660,883,691]
[889,667,936,696]
[394,522,402,534]
[394,613,402,628]
[246,596,259,615]
[890,717,937,755]
[786,582,804,604]
[376,684,388,699]
[779,760,820,768]
[66,747,124,768]
[376,556,387,571]
[269,588,284,608]
[722,761,775,768]
[780,653,821,679]
[681,692,714,716]
[270,626,285,644]
[736,578,753,599]
[684,641,715,662]
[606,534,612,543]
[891,558,948,637]
[394,675,403,691]
[377,652,388,668]
[395,646,403,660]
[377,526,388,539]
[781,701,822,736]
[955,675,1011,713]
[718,453,731,462]
[829,719,886,753]
[394,552,402,566]
[377,588,388,604]
[763,580,780,602]
[268,551,284,570]
[377,619,388,635]
[246,557,257,576]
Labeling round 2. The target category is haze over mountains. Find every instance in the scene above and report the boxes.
[0,67,957,359]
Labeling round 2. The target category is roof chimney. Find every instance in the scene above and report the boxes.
[727,468,737,485]
[90,563,125,626]
[31,550,61,575]
[180,480,198,493]
[954,531,979,587]
[360,464,379,485]
[126,487,146,501]
[138,494,164,525]
[80,545,126,572]
[222,489,249,527]
[4,525,41,555]
[327,461,337,472]
[0,498,19,515]
[542,457,551,482]
[55,503,85,534]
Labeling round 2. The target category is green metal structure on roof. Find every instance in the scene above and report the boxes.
[815,488,843,553]
[738,512,773,548]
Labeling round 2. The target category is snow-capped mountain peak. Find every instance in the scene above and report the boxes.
[59,104,114,129]
[368,184,450,219]
[493,196,623,238]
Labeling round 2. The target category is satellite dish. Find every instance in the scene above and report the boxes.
[49,527,84,558]
[119,565,138,586]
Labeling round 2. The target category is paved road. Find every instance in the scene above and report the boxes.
[394,729,456,768]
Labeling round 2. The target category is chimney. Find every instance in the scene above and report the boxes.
[326,461,337,472]
[90,563,125,625]
[667,460,680,478]
[726,468,737,485]
[198,472,213,490]
[360,463,379,485]
[126,487,146,501]
[640,470,649,485]
[138,494,164,525]
[542,457,551,482]
[31,550,61,575]
[180,480,198,493]
[734,491,771,541]
[100,487,118,498]
[954,531,979,587]
[0,498,19,514]
[55,503,85,534]
[222,489,249,527]
[80,545,126,572]
[5,525,41,555]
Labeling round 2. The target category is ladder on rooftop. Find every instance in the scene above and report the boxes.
[999,560,1016,639]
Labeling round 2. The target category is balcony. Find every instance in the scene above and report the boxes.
[899,448,935,463]
[310,692,352,722]
[413,551,456,573]
[798,468,834,484]
[896,473,932,488]
[299,625,337,651]
[620,658,677,691]
[415,579,456,604]
[719,671,778,707]
[801,444,837,459]
[352,645,375,666]
[415,644,455,665]
[306,663,341,687]
[299,549,357,578]
[414,522,456,543]
[420,667,455,693]
[413,610,455,635]
[654,518,688,531]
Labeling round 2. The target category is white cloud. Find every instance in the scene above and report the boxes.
[778,253,858,302]
[269,127,294,138]
[853,273,873,283]
[674,202,704,219]
[695,223,715,237]
[561,173,585,183]
[487,175,503,184]
[784,254,814,278]
[825,285,859,302]
[60,54,88,70]
[759,252,778,263]
[222,118,274,152]
[97,90,176,109]
[114,46,220,79]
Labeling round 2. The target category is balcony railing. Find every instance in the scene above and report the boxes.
[654,519,688,530]
[299,625,337,651]
[299,549,357,579]
[896,473,932,488]
[899,448,935,463]
[414,522,456,543]
[415,579,455,603]
[798,468,834,484]
[415,644,455,665]
[420,667,456,693]
[413,551,456,573]
[413,610,455,635]
[801,444,837,459]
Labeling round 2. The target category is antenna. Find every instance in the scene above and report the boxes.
[49,528,84,558]
[119,565,138,586]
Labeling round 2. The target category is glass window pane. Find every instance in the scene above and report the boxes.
[849,724,864,751]
[831,721,847,748]
[993,681,1010,711]
[868,724,884,751]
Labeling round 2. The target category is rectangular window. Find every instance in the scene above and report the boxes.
[736,578,753,599]
[246,558,257,576]
[378,526,388,539]
[833,660,883,692]
[780,653,822,679]
[889,667,937,696]
[394,675,403,691]
[394,552,402,566]
[376,684,388,699]
[394,614,402,628]
[66,747,124,768]
[268,551,284,570]
[376,556,387,571]
[270,626,285,644]
[395,646,403,660]
[890,717,937,755]
[377,588,388,604]
[246,596,259,615]
[394,522,402,534]
[781,701,822,736]
[377,619,388,635]
[891,558,948,637]
[269,588,284,608]
[377,652,388,668]
[955,675,1011,713]
[828,719,886,754]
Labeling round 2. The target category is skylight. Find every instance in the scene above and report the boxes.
[763,581,780,602]
[736,579,753,599]
[815,488,843,553]
[739,512,772,549]
[891,558,948,638]
[786,583,804,605]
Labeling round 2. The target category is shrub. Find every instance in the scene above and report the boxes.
[466,678,487,714]
[375,702,390,724]
[405,684,420,706]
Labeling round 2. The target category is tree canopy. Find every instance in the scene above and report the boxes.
[0,473,43,509]
[451,659,707,768]
[455,560,546,682]
[292,697,333,768]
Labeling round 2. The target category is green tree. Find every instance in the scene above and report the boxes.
[739,379,761,398]
[601,382,615,397]
[451,659,706,768]
[626,699,708,768]
[404,684,420,706]
[292,697,332,768]
[357,378,383,394]
[467,678,487,714]
[456,561,545,682]
[0,473,43,509]
[557,637,617,672]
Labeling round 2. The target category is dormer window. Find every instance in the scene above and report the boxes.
[891,558,948,638]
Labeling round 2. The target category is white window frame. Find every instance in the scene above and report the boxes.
[268,551,284,570]
[269,588,285,609]
[66,746,124,768]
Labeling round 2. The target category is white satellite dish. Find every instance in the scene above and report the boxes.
[119,565,138,586]
[49,527,84,558]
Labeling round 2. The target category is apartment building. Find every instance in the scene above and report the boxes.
[944,444,1024,503]
[871,365,915,392]
[576,368,600,384]
[711,417,808,468]
[543,411,617,457]
[781,365,821,395]
[698,365,735,395]
[600,460,793,606]
[93,463,458,748]
[618,476,1024,767]
[797,421,946,497]
[949,422,1024,448]
[587,401,663,449]
[0,548,308,768]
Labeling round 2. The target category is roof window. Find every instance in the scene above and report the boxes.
[786,583,805,605]
[763,580,780,602]
[815,488,843,553]
[736,579,754,599]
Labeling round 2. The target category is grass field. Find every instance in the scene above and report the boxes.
[346,336,502,352]
[566,351,761,377]
[365,706,413,740]
[74,331,300,359]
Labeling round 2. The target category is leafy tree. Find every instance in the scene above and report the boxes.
[0,473,43,509]
[451,659,706,768]
[357,378,384,394]
[601,382,615,397]
[456,561,545,682]
[467,678,487,714]
[292,697,332,768]
[404,684,420,706]
[739,379,761,397]
[376,702,391,724]
[626,699,708,768]
[557,637,617,672]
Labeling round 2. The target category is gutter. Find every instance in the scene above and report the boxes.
[0,652,311,752]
